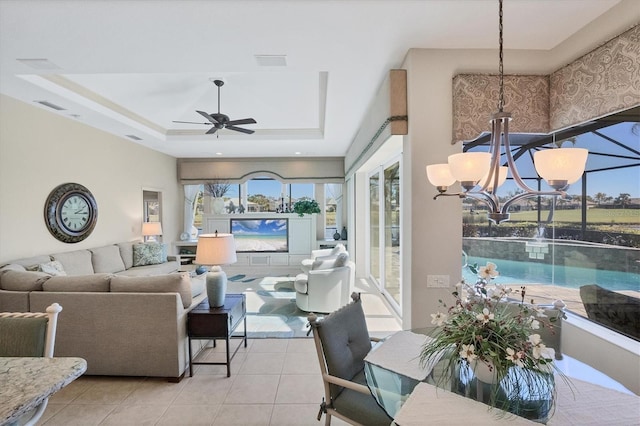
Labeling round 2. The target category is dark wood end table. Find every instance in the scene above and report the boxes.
[187,293,247,377]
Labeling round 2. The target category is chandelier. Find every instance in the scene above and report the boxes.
[426,0,588,224]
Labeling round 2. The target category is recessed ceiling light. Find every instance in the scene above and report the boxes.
[17,58,61,70]
[216,152,223,156]
[294,151,302,155]
[255,55,287,67]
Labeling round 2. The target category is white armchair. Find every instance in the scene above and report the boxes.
[295,255,354,313]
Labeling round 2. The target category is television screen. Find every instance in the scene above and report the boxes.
[230,219,288,253]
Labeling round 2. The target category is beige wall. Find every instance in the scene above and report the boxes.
[0,95,181,262]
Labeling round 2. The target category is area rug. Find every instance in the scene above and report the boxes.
[226,273,317,338]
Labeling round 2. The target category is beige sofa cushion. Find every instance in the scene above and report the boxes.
[5,255,53,269]
[43,273,111,292]
[0,270,50,291]
[52,250,94,276]
[91,245,126,274]
[117,241,137,270]
[110,273,192,308]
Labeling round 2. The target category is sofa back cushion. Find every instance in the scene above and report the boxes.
[116,241,139,270]
[52,250,94,276]
[0,270,50,291]
[5,255,53,269]
[43,273,112,292]
[90,245,126,274]
[110,273,192,308]
[133,242,167,267]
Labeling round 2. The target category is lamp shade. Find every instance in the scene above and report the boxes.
[448,152,491,183]
[479,166,508,191]
[426,164,456,187]
[533,148,588,185]
[195,233,237,266]
[142,222,163,236]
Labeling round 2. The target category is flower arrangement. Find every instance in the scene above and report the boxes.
[420,262,566,420]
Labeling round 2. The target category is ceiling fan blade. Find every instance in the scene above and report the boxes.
[226,118,257,126]
[205,127,219,135]
[226,126,255,134]
[197,110,219,124]
[172,120,210,125]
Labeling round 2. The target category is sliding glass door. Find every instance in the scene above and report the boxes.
[367,157,402,312]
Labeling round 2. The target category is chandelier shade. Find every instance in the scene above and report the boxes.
[533,148,589,188]
[448,152,491,188]
[426,164,456,188]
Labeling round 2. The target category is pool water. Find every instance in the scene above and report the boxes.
[463,256,639,292]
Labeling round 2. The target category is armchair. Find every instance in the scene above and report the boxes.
[308,293,392,426]
[295,256,354,313]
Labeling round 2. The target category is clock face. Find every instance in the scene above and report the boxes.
[44,183,98,243]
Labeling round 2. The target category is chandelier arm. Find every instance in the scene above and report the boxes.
[433,192,466,200]
[500,190,565,215]
[463,192,500,213]
[501,117,541,193]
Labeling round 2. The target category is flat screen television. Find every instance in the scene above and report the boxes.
[230,218,289,253]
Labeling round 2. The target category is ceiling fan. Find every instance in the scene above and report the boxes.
[173,79,257,135]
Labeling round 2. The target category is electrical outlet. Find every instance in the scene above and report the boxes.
[427,275,450,288]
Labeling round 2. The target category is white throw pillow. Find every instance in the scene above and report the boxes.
[331,244,346,255]
[39,260,67,276]
[311,257,337,270]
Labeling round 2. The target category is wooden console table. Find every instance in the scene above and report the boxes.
[187,293,247,377]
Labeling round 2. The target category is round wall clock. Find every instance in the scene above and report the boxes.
[44,182,98,243]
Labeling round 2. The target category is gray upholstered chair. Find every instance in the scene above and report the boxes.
[580,284,640,339]
[308,293,392,426]
[0,303,63,426]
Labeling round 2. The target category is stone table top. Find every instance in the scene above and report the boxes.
[0,357,87,426]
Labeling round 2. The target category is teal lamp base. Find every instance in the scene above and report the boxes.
[206,266,227,307]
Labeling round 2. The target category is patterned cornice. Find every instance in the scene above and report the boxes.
[453,25,639,143]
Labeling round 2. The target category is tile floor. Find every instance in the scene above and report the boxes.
[40,338,349,426]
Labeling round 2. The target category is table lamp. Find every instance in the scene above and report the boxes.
[195,232,237,307]
[142,222,163,242]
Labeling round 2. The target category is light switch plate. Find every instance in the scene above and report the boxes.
[427,275,450,288]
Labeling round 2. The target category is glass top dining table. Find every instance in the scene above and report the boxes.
[363,330,554,424]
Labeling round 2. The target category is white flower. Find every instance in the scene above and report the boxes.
[528,316,540,330]
[476,308,494,324]
[459,344,478,361]
[528,334,547,359]
[506,348,525,367]
[479,262,499,280]
[534,306,547,318]
[430,312,448,326]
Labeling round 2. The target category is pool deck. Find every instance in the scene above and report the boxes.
[520,285,640,317]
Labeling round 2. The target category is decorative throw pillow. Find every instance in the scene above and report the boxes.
[132,243,166,267]
[331,244,346,255]
[38,260,67,276]
[333,252,350,268]
[311,257,337,270]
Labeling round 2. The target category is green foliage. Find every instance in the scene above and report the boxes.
[293,199,321,217]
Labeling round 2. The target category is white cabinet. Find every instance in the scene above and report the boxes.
[201,213,315,266]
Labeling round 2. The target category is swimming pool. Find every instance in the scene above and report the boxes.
[463,256,639,292]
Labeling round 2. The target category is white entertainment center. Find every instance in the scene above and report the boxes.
[178,213,316,267]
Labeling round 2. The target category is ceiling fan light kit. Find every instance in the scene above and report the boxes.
[173,79,257,136]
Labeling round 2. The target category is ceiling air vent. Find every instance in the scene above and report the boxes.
[35,101,66,111]
[255,55,287,67]
[125,134,143,141]
[17,58,61,70]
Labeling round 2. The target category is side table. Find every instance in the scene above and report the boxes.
[187,293,247,377]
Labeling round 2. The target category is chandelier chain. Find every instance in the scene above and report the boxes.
[498,0,504,112]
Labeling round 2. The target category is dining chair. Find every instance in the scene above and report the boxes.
[307,292,392,426]
[0,303,63,426]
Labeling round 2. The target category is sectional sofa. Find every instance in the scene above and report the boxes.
[0,241,208,381]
